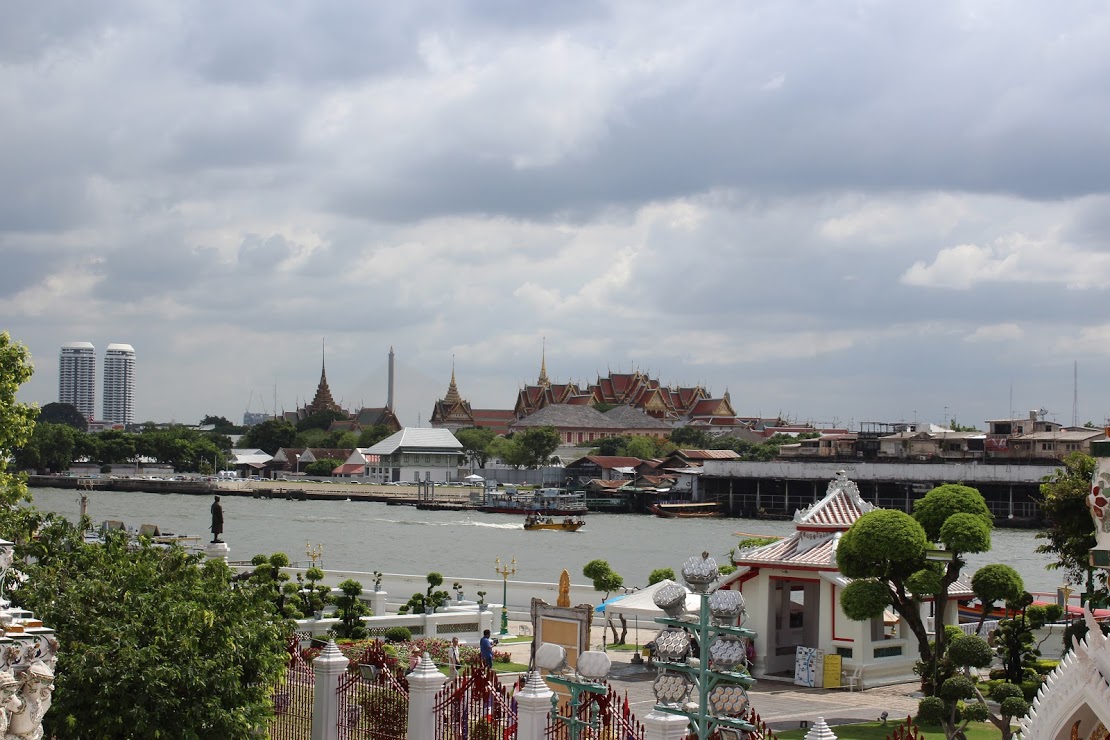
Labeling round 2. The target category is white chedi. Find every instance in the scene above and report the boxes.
[804,717,838,740]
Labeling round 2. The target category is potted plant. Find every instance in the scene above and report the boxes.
[453,582,464,602]
[476,591,487,611]
[372,571,383,593]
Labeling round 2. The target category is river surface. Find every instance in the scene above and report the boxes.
[26,487,1068,594]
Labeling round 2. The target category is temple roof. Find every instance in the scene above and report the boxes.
[793,470,874,529]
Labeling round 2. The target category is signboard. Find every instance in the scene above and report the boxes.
[822,654,842,689]
[793,646,824,688]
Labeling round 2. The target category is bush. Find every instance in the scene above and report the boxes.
[917,696,946,725]
[1020,679,1044,701]
[384,626,412,643]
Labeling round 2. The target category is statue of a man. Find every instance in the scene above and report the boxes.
[210,496,224,543]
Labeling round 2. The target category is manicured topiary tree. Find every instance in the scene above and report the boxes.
[648,568,675,585]
[837,484,995,692]
[334,579,370,639]
[923,632,1029,740]
[970,564,1024,634]
[584,559,626,644]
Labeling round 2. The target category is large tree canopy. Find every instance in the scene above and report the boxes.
[837,484,997,683]
[1037,452,1099,586]
[16,520,290,739]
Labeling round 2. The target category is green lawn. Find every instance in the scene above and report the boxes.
[776,721,1002,740]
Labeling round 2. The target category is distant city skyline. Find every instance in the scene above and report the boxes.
[7,3,1110,428]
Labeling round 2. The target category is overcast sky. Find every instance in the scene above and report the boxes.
[5,1,1110,429]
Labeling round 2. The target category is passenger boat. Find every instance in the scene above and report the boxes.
[648,502,724,518]
[478,488,588,516]
[523,515,585,532]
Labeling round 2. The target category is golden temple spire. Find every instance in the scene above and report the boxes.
[538,337,550,387]
[443,356,462,404]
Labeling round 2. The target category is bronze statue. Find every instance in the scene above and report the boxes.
[210,496,223,543]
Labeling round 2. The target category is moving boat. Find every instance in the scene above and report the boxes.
[523,515,585,532]
[478,487,588,516]
[648,502,724,518]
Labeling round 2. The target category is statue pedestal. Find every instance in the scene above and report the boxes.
[204,541,230,563]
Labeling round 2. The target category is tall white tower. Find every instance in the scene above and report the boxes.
[102,343,136,424]
[58,342,96,420]
[387,346,395,411]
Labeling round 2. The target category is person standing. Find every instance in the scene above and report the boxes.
[448,637,462,678]
[209,496,224,543]
[479,629,494,669]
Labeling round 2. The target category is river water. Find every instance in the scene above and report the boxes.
[25,487,1069,595]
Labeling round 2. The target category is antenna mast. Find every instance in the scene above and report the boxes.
[1073,360,1079,426]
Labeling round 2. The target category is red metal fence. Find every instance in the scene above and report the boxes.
[434,661,517,739]
[269,636,315,740]
[544,681,644,740]
[337,640,410,740]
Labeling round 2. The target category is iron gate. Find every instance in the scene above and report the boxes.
[337,640,410,740]
[544,682,644,740]
[434,661,517,739]
[269,635,315,740]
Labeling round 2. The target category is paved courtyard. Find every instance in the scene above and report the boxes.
[499,628,922,731]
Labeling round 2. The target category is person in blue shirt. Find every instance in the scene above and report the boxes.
[480,629,495,668]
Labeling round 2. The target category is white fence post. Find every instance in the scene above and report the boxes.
[407,652,448,739]
[311,641,348,740]
[514,672,554,740]
[370,590,387,617]
[642,710,691,740]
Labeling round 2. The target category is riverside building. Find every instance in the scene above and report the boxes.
[58,342,96,420]
[102,343,136,424]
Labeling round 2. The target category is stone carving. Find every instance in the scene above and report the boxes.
[1091,469,1110,533]
[0,672,21,736]
[6,661,54,740]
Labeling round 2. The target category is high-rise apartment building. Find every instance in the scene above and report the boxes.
[58,342,96,420]
[102,343,136,425]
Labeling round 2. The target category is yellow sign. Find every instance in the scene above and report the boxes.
[823,654,842,689]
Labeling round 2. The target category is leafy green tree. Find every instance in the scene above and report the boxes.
[334,579,370,638]
[322,430,359,449]
[357,424,394,448]
[38,402,87,430]
[240,418,297,454]
[926,632,1029,740]
[200,414,240,434]
[94,429,137,464]
[0,332,35,508]
[584,559,626,644]
[488,436,526,468]
[13,421,76,473]
[837,484,994,686]
[1037,452,1098,586]
[295,408,350,432]
[970,564,1024,634]
[304,458,344,476]
[14,523,289,739]
[669,426,713,449]
[648,568,675,585]
[456,427,497,468]
[514,426,561,468]
[247,552,299,618]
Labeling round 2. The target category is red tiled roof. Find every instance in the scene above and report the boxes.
[332,463,366,475]
[734,532,840,568]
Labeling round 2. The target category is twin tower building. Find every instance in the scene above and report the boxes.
[58,342,135,425]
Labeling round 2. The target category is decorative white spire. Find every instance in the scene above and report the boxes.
[804,717,837,740]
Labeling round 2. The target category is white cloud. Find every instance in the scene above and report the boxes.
[964,323,1025,343]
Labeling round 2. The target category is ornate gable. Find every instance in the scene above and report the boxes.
[794,470,874,529]
[1020,610,1110,740]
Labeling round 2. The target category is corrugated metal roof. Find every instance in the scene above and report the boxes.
[364,427,462,455]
